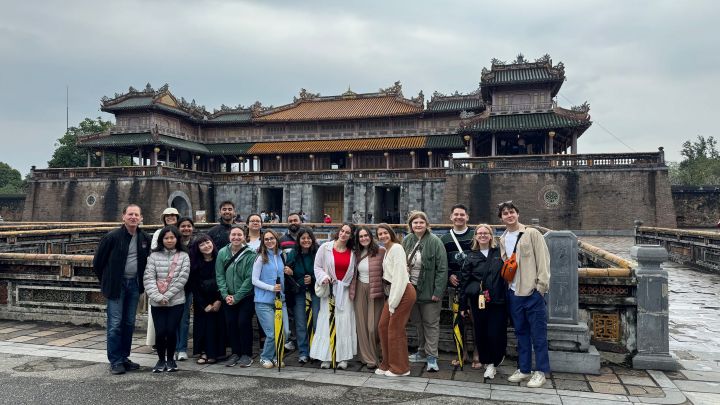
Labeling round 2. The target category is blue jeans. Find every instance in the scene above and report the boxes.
[106,277,140,366]
[255,301,289,361]
[292,292,309,357]
[507,289,550,373]
[175,292,192,352]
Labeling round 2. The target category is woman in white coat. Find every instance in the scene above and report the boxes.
[310,223,357,369]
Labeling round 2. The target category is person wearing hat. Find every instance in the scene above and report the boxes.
[146,207,181,353]
[151,208,181,249]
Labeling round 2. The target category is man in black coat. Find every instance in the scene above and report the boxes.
[93,204,151,375]
[207,200,235,249]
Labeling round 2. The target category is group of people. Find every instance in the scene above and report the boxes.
[92,200,551,388]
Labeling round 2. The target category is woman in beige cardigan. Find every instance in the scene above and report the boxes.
[376,223,416,377]
[353,225,386,369]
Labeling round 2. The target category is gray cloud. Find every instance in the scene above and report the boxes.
[1,0,718,174]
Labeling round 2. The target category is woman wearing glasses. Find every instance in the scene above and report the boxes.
[311,223,357,369]
[252,229,289,368]
[459,224,507,379]
[245,214,264,251]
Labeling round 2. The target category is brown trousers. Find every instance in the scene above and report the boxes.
[378,283,417,374]
[354,281,385,366]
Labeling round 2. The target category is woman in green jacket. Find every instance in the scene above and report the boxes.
[402,211,448,372]
[216,225,258,368]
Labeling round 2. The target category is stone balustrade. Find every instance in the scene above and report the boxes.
[635,226,720,273]
[452,152,665,170]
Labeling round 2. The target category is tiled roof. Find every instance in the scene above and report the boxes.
[78,133,209,154]
[247,135,463,154]
[425,135,464,149]
[426,97,484,113]
[254,96,423,122]
[207,111,253,123]
[463,112,590,132]
[206,143,253,155]
[102,97,154,110]
[482,68,561,84]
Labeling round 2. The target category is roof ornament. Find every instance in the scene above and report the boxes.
[128,86,138,93]
[158,83,170,93]
[535,54,552,64]
[490,58,506,66]
[459,110,476,119]
[295,88,320,102]
[379,81,402,96]
[570,101,590,113]
[145,83,154,92]
[514,53,527,64]
[341,86,357,98]
[410,90,424,105]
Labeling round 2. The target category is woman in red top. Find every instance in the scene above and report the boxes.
[311,223,357,369]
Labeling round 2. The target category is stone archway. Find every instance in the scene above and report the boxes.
[168,191,192,218]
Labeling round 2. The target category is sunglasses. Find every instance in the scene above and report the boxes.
[497,200,513,207]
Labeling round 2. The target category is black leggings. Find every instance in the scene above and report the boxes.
[223,296,254,357]
[152,304,184,361]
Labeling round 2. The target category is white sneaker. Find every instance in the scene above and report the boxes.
[483,364,496,379]
[261,359,274,369]
[337,361,348,370]
[527,371,547,388]
[284,341,296,351]
[320,361,331,369]
[385,369,410,377]
[176,351,188,361]
[375,368,388,375]
[508,369,531,382]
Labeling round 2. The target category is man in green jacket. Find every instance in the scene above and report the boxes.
[402,211,448,372]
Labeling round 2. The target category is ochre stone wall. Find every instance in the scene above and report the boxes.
[21,167,677,230]
[671,187,720,228]
[445,168,677,230]
[22,178,213,223]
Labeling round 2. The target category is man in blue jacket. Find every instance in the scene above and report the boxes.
[93,204,151,375]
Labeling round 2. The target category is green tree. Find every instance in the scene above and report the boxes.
[0,162,24,194]
[48,117,119,168]
[670,135,720,185]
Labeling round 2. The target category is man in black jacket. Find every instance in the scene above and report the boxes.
[93,204,151,375]
[207,200,235,249]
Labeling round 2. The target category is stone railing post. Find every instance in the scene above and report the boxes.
[544,230,599,374]
[631,244,678,370]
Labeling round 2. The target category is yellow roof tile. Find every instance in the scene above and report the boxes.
[247,137,427,154]
[255,96,422,122]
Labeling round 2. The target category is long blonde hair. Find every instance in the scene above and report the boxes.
[470,224,497,250]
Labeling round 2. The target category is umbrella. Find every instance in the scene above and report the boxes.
[305,290,314,349]
[451,290,464,370]
[274,277,285,373]
[328,283,337,373]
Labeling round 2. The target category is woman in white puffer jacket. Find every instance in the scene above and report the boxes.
[143,226,190,373]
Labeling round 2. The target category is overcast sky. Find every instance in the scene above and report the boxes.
[1,0,717,175]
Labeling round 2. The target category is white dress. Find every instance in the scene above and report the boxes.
[309,242,357,362]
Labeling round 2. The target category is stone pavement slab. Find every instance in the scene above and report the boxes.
[684,391,720,405]
[671,379,720,394]
[680,369,720,382]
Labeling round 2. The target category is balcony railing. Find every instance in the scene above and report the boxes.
[452,152,665,171]
[31,166,448,182]
[489,101,555,114]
